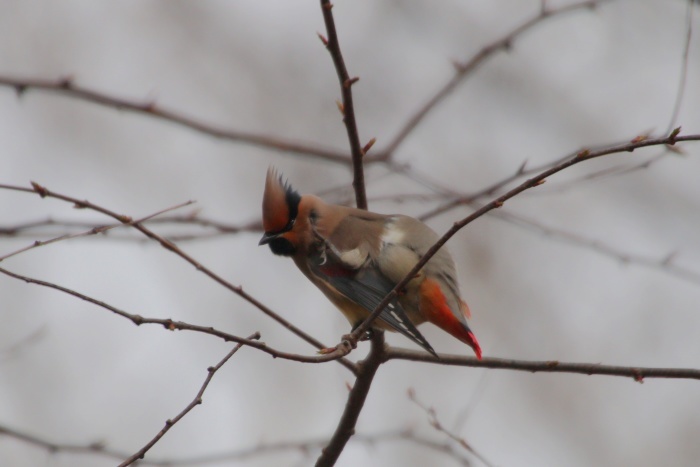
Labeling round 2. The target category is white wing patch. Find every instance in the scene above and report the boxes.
[339,248,366,269]
[381,220,405,246]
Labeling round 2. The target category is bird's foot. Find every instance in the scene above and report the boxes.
[350,321,374,342]
[318,332,361,355]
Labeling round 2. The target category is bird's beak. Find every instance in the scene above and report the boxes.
[258,232,278,246]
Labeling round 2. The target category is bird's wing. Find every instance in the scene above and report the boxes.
[308,239,437,356]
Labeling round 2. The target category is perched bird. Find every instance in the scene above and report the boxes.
[259,168,481,359]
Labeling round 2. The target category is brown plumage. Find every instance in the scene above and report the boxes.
[259,168,481,358]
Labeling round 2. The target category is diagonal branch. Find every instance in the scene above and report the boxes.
[380,0,607,157]
[0,200,194,262]
[491,208,700,287]
[350,131,700,345]
[408,388,493,467]
[0,75,351,164]
[0,183,358,373]
[0,266,352,365]
[119,337,255,466]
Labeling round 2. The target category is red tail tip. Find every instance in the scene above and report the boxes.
[468,331,482,360]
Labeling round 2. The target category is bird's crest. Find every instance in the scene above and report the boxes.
[262,167,301,234]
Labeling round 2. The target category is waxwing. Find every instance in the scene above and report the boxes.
[259,168,482,359]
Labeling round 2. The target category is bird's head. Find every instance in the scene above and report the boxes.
[259,168,303,256]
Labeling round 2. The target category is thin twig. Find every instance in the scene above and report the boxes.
[386,348,700,382]
[0,214,262,242]
[666,0,695,133]
[119,336,256,466]
[0,200,194,262]
[0,266,351,365]
[379,0,606,157]
[0,424,471,466]
[492,208,700,286]
[319,0,369,209]
[408,388,493,467]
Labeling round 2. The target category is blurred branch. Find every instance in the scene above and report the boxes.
[408,388,492,467]
[0,423,119,462]
[493,208,700,286]
[0,200,194,262]
[0,326,47,362]
[0,213,262,242]
[387,349,700,382]
[379,0,607,157]
[0,182,357,373]
[666,0,695,133]
[0,424,472,466]
[315,331,385,467]
[351,131,700,343]
[0,75,351,164]
[319,0,370,209]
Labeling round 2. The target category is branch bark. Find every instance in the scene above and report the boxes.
[315,331,385,466]
[319,0,368,210]
[387,348,700,382]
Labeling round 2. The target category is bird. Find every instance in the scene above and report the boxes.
[258,168,481,359]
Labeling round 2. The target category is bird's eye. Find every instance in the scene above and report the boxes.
[309,209,318,224]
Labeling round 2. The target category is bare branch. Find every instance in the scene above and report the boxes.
[492,208,700,286]
[380,0,607,157]
[0,423,119,462]
[0,266,353,365]
[0,200,194,262]
[119,337,254,466]
[387,348,700,382]
[0,214,262,242]
[319,0,369,209]
[315,331,385,466]
[666,0,695,133]
[351,132,700,343]
[0,75,351,164]
[408,388,492,467]
[0,424,472,466]
[0,182,358,373]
